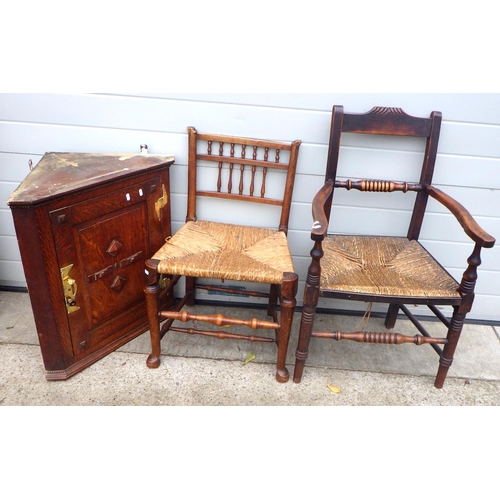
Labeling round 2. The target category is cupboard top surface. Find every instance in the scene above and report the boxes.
[7,152,175,206]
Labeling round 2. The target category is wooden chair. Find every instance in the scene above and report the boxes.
[145,126,301,382]
[294,105,495,388]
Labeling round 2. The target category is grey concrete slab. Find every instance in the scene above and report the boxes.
[0,291,38,345]
[2,343,500,406]
[1,290,500,406]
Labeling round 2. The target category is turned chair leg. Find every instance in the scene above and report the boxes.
[145,266,162,368]
[434,307,465,388]
[435,243,482,388]
[293,277,321,383]
[275,273,297,383]
[294,243,322,383]
[293,306,315,383]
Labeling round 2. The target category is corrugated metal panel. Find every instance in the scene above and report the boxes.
[1,93,498,321]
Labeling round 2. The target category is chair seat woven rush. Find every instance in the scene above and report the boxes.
[153,220,294,284]
[321,235,460,299]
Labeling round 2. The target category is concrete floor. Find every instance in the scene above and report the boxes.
[1,290,500,405]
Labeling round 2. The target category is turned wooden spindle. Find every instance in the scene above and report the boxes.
[335,179,421,193]
[458,242,482,313]
[228,143,235,193]
[260,147,269,198]
[160,310,280,330]
[239,144,246,195]
[169,326,275,342]
[217,141,223,192]
[311,330,448,345]
[250,146,257,196]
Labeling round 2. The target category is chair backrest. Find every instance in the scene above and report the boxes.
[324,105,442,240]
[186,126,301,234]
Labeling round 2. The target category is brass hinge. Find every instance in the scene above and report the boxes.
[155,184,168,221]
[60,264,80,314]
[159,274,171,289]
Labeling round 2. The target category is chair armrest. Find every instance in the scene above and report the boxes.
[311,179,334,241]
[426,185,495,248]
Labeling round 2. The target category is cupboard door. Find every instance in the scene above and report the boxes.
[76,202,148,327]
[50,180,157,356]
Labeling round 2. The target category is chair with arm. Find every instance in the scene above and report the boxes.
[293,105,495,388]
[145,126,301,382]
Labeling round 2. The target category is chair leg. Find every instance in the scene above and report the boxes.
[268,284,279,345]
[145,267,162,368]
[434,307,465,389]
[293,309,315,383]
[185,276,196,306]
[435,243,483,388]
[385,303,400,329]
[275,273,297,383]
[268,284,278,319]
[293,250,322,383]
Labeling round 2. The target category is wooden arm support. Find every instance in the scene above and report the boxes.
[310,179,334,241]
[427,185,495,248]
